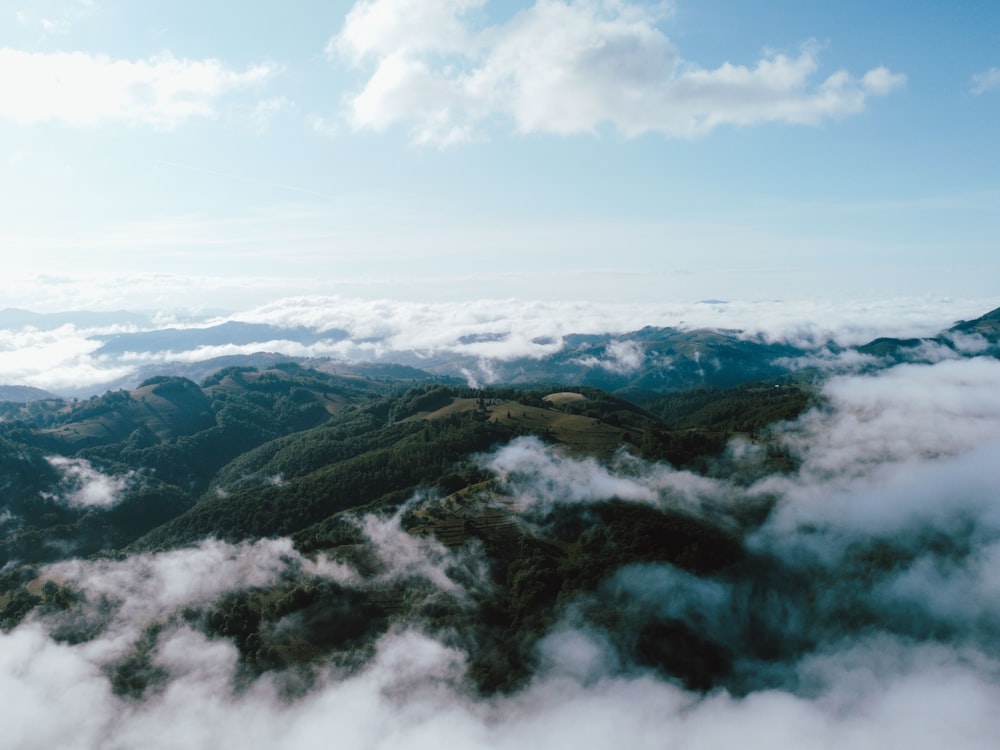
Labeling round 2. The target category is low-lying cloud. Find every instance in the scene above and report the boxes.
[44,456,135,509]
[572,339,649,374]
[1,295,996,396]
[484,435,719,512]
[226,294,1000,352]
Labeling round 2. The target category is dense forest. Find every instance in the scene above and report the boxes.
[0,358,822,694]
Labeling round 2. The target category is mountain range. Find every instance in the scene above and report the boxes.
[4,305,997,400]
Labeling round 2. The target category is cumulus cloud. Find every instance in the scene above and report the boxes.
[235,295,999,352]
[971,67,1000,95]
[944,330,991,354]
[775,330,995,376]
[329,0,905,144]
[4,616,1000,749]
[459,358,502,388]
[487,436,658,507]
[0,49,275,128]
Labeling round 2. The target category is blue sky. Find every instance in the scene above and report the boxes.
[1,0,998,312]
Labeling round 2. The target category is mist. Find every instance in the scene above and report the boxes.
[44,457,135,509]
[2,295,997,395]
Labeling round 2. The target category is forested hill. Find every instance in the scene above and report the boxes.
[1,305,996,698]
[0,359,815,693]
[0,364,811,558]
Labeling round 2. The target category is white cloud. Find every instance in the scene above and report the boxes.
[355,502,493,599]
[482,435,721,513]
[970,67,1000,95]
[330,0,905,144]
[1,293,994,396]
[789,358,1000,478]
[4,617,1000,749]
[333,0,483,63]
[12,0,96,35]
[773,347,884,375]
[573,339,648,374]
[752,357,1000,556]
[0,49,275,128]
[0,323,138,392]
[238,295,995,353]
[44,456,135,508]
[42,538,359,655]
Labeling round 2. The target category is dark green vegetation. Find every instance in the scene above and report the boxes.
[0,358,820,695]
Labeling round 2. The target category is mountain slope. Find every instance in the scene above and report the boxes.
[1,309,997,702]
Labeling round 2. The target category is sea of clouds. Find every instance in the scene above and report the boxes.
[1,294,997,394]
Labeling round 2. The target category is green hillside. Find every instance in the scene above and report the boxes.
[0,365,817,694]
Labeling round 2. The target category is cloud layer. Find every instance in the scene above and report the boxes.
[0,294,996,394]
[331,0,905,144]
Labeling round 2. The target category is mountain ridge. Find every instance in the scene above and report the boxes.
[6,304,992,401]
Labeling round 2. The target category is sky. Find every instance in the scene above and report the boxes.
[1,0,998,314]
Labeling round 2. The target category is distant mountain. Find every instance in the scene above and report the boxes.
[94,321,349,356]
[0,366,805,563]
[407,327,806,394]
[55,354,450,400]
[45,305,1000,399]
[950,305,1000,340]
[848,305,1000,364]
[0,385,59,402]
[73,352,306,397]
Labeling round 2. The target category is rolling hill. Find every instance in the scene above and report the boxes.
[0,305,997,699]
